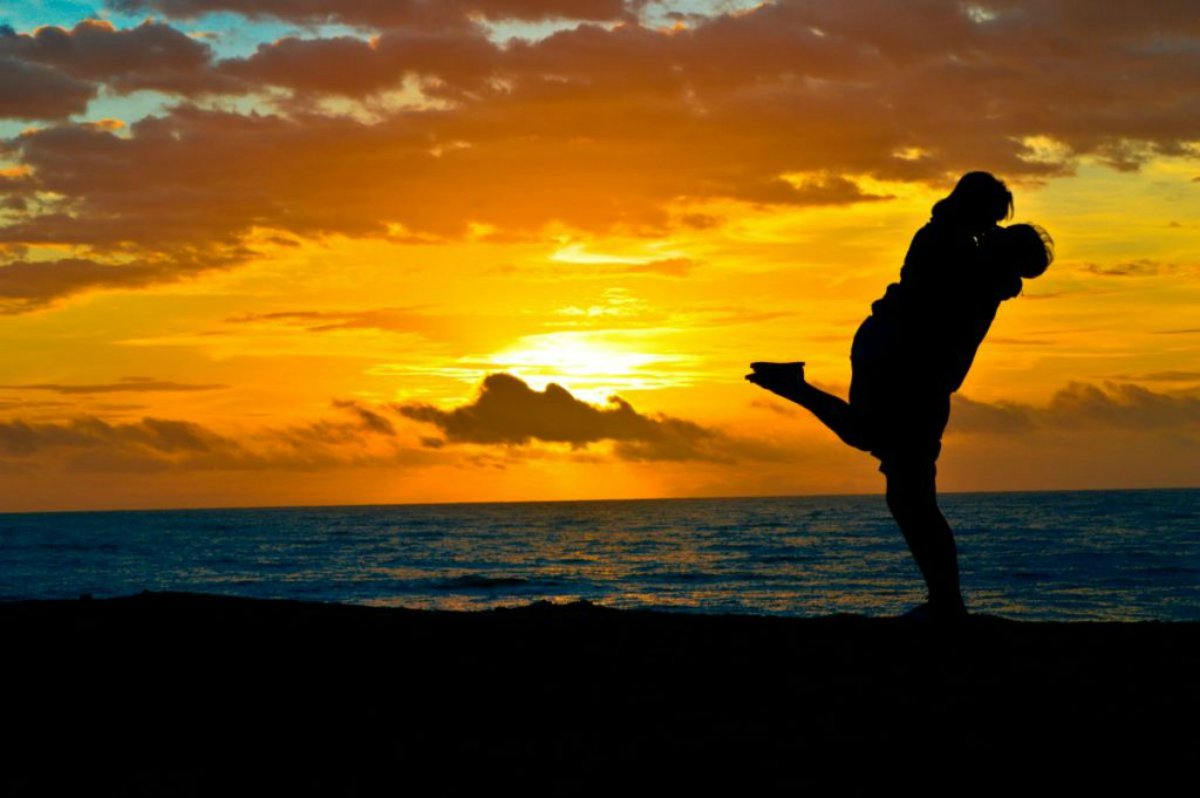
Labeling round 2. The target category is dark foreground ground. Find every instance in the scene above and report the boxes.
[4,592,1198,792]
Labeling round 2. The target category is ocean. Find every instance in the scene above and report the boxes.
[1,489,1197,621]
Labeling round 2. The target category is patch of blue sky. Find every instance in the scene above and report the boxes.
[1,0,112,33]
[141,12,372,59]
[639,0,766,28]
[0,87,284,144]
[480,17,602,46]
[81,87,280,127]
[78,88,173,128]
[2,2,370,59]
[0,120,32,140]
[3,1,769,55]
[479,0,764,44]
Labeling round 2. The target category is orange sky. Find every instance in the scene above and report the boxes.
[1,1,1198,511]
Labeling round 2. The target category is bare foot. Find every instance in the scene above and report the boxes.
[748,362,806,372]
[898,600,969,624]
[745,361,806,397]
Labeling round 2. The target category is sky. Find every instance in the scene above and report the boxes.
[0,0,1197,511]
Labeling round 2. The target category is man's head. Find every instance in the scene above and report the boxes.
[999,223,1055,279]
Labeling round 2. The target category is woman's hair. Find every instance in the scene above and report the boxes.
[932,171,1014,228]
[995,223,1055,279]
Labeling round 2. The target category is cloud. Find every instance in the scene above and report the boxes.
[947,394,1036,435]
[1044,382,1200,429]
[396,371,788,461]
[1080,259,1179,277]
[227,307,440,334]
[106,1,630,28]
[0,19,227,96]
[227,300,788,341]
[0,377,226,394]
[396,371,697,446]
[0,415,238,457]
[0,55,96,120]
[949,382,1200,435]
[2,2,1199,305]
[0,398,71,410]
[223,306,523,349]
[0,252,246,312]
[0,397,415,472]
[557,256,699,277]
[0,382,783,473]
[620,257,696,276]
[1109,371,1200,383]
[750,398,798,417]
[215,28,500,98]
[330,399,396,436]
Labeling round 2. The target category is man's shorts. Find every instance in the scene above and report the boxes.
[849,341,951,480]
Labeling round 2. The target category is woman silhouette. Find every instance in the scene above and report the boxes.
[747,172,1053,621]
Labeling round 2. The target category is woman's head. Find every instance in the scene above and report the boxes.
[933,171,1014,231]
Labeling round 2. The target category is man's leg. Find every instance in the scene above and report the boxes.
[884,465,966,617]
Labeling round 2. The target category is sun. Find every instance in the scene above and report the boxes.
[488,331,692,402]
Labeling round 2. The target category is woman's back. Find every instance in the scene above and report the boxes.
[853,218,980,376]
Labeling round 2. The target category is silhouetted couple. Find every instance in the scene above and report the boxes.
[747,172,1053,622]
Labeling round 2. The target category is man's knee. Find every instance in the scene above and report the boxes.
[884,466,938,517]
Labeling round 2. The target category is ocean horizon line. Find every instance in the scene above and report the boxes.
[2,484,1197,518]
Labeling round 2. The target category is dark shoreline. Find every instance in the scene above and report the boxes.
[5,591,1197,790]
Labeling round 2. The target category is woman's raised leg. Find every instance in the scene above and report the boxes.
[745,362,872,451]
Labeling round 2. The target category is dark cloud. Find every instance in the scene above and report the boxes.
[215,28,499,98]
[0,415,237,457]
[1,2,1198,305]
[1110,371,1200,383]
[0,55,96,120]
[0,252,245,312]
[396,372,699,447]
[0,19,228,96]
[0,377,226,394]
[1045,382,1200,430]
[331,399,396,436]
[259,398,402,450]
[947,394,1036,435]
[0,398,414,472]
[724,174,893,207]
[949,382,1200,435]
[396,372,789,462]
[1080,259,1176,277]
[0,398,71,410]
[216,35,393,97]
